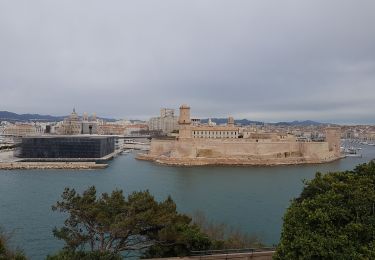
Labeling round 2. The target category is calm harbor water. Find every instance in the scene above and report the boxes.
[1,144,375,259]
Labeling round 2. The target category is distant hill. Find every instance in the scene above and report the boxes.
[200,118,264,125]
[0,111,65,122]
[0,111,325,126]
[200,118,324,126]
[0,111,116,122]
[272,120,324,126]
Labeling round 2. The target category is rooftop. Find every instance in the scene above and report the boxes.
[22,135,115,139]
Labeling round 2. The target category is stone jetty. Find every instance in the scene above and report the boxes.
[0,162,107,170]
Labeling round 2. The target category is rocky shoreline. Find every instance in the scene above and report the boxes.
[0,162,107,170]
[136,154,342,167]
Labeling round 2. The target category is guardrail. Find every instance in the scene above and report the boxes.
[190,247,276,256]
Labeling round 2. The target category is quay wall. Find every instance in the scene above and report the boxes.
[0,162,107,170]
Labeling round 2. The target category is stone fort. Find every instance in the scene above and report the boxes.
[138,105,341,166]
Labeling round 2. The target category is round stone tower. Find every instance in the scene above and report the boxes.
[178,104,192,139]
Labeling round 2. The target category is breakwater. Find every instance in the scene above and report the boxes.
[0,162,107,170]
[136,153,342,166]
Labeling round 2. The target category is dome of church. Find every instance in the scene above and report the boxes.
[69,108,79,121]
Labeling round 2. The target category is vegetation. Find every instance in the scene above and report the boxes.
[143,221,211,258]
[50,186,262,259]
[192,211,263,249]
[50,186,215,258]
[275,161,375,259]
[0,229,26,260]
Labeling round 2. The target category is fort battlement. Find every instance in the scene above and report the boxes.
[138,105,341,166]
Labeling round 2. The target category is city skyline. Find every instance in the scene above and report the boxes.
[1,1,375,124]
[0,107,371,126]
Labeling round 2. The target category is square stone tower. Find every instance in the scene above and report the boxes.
[178,104,192,139]
[227,116,235,127]
[325,127,341,157]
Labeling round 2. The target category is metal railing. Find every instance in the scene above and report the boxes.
[190,247,276,256]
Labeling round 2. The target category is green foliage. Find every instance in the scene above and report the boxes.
[275,161,375,260]
[46,250,122,260]
[192,211,264,249]
[52,186,264,258]
[144,221,211,258]
[144,210,264,258]
[0,229,26,260]
[52,186,185,255]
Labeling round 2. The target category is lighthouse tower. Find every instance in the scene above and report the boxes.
[178,104,192,139]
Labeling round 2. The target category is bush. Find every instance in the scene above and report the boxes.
[275,161,375,259]
[143,222,211,258]
[192,211,263,249]
[0,229,26,260]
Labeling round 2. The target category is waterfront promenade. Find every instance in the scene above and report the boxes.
[0,149,122,169]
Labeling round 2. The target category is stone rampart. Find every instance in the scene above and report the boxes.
[140,138,340,166]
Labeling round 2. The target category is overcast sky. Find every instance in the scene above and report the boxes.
[1,1,374,124]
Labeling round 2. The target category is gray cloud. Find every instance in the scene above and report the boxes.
[0,0,374,124]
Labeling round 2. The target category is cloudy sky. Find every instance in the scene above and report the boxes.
[0,1,374,124]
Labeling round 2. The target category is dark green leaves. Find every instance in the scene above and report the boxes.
[275,161,375,259]
[51,186,182,255]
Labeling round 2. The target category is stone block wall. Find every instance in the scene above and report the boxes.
[149,138,338,163]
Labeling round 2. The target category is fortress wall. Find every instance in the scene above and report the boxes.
[148,139,339,162]
[170,141,196,158]
[173,140,304,159]
[300,142,334,160]
[192,141,302,158]
[148,139,175,156]
[325,127,341,157]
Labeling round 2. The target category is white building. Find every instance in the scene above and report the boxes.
[148,108,178,134]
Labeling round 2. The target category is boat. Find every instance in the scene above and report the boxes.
[344,147,362,157]
[120,149,132,154]
[346,153,362,158]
